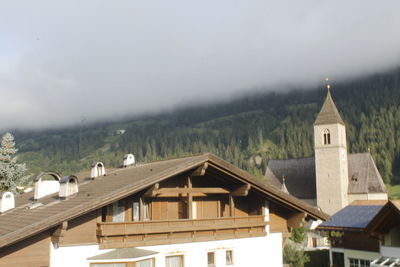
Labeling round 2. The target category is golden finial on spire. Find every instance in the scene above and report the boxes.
[325,77,331,90]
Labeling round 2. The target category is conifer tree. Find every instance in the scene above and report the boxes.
[0,132,29,193]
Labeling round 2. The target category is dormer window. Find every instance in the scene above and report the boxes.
[59,175,79,199]
[323,129,331,145]
[90,162,106,179]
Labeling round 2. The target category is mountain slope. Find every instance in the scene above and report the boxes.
[12,68,400,185]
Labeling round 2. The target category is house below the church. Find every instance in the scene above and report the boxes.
[0,153,327,267]
[317,200,400,267]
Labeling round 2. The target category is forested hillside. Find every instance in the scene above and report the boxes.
[12,68,400,185]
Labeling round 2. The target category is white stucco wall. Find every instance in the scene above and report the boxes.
[50,234,282,267]
[381,245,400,258]
[330,248,380,267]
[348,193,388,203]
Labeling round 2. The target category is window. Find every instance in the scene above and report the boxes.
[91,264,126,267]
[332,252,344,267]
[323,129,331,145]
[226,250,234,265]
[143,201,150,220]
[207,252,215,267]
[112,201,126,222]
[166,255,184,267]
[133,201,140,221]
[349,258,370,267]
[136,258,154,267]
[91,258,154,267]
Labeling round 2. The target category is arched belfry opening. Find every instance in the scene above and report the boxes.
[323,129,331,145]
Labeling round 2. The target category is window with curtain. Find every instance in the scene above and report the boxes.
[226,250,233,265]
[136,258,154,267]
[112,201,126,222]
[349,258,370,267]
[91,258,154,267]
[143,201,150,220]
[91,264,126,267]
[132,201,140,221]
[166,255,183,267]
[207,252,215,267]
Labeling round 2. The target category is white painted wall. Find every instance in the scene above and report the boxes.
[34,180,60,200]
[0,192,15,213]
[329,247,380,267]
[51,234,282,267]
[343,249,380,267]
[348,193,388,203]
[380,245,400,258]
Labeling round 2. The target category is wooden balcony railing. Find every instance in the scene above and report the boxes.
[97,215,267,248]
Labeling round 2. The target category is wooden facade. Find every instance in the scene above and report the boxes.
[0,232,51,267]
[331,232,380,252]
[0,154,327,266]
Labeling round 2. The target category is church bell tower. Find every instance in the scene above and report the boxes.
[314,82,349,215]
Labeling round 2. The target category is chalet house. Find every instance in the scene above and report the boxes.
[0,153,327,267]
[265,89,387,216]
[318,200,400,267]
[367,200,400,266]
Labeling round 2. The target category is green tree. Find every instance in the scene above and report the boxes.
[283,227,310,267]
[0,132,30,193]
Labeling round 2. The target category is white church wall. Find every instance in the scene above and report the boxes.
[314,123,349,215]
[348,193,388,203]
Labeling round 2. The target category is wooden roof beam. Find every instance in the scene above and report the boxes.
[144,183,160,197]
[287,212,307,229]
[231,184,251,196]
[191,163,208,176]
[155,187,230,195]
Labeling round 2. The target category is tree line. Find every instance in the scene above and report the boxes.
[10,68,400,185]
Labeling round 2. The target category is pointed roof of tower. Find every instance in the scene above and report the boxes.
[314,89,345,125]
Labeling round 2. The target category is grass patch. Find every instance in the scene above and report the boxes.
[388,184,400,200]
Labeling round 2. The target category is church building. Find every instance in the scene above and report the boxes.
[265,88,388,215]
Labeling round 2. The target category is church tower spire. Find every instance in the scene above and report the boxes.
[314,81,344,126]
[314,79,349,215]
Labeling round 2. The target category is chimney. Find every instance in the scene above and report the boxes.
[34,171,61,200]
[90,162,106,179]
[0,192,15,213]
[123,154,135,167]
[59,175,79,199]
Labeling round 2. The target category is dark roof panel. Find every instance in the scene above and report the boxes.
[265,157,316,199]
[318,205,383,230]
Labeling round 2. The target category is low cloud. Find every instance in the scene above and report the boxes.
[1,0,400,130]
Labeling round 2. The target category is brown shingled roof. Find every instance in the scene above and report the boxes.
[314,90,345,125]
[0,153,328,249]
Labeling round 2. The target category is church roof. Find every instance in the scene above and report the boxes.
[314,90,345,126]
[265,153,387,200]
[265,157,316,199]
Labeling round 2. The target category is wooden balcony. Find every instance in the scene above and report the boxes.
[97,215,267,248]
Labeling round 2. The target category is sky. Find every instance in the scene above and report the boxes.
[1,1,400,130]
